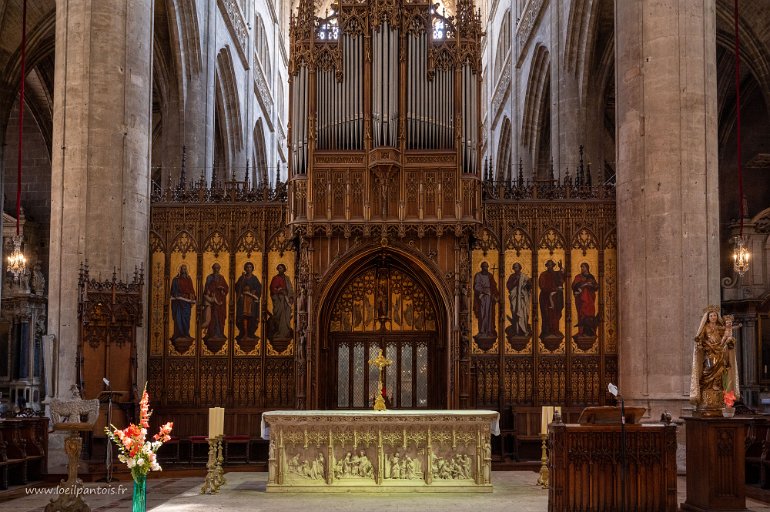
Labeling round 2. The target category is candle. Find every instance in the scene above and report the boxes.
[541,406,553,435]
[209,407,225,438]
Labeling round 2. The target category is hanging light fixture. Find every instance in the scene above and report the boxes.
[731,0,749,277]
[8,0,27,281]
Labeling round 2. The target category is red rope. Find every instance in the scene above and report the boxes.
[735,0,743,236]
[16,0,26,236]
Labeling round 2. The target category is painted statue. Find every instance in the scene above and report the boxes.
[690,306,740,415]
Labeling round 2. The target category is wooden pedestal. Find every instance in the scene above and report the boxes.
[681,416,748,512]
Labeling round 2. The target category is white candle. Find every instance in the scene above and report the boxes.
[209,407,224,438]
[541,406,553,435]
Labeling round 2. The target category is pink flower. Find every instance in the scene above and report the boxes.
[724,390,737,408]
[104,384,173,480]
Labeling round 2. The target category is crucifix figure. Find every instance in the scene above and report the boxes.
[368,349,393,411]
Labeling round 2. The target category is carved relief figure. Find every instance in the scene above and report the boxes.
[267,263,295,342]
[170,264,196,341]
[201,262,229,341]
[235,262,262,340]
[538,260,565,340]
[506,262,531,337]
[473,261,499,345]
[690,306,741,414]
[334,450,374,480]
[572,262,599,337]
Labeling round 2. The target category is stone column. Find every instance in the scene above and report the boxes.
[615,0,719,419]
[48,0,153,402]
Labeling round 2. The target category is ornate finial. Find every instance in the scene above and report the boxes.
[180,145,187,189]
[703,305,721,314]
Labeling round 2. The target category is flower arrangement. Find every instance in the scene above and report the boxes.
[723,389,737,409]
[105,386,173,482]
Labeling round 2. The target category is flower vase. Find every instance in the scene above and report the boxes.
[722,407,736,418]
[132,474,147,512]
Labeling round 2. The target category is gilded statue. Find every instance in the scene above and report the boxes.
[689,305,740,416]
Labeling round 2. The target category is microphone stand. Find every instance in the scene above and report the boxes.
[618,394,626,512]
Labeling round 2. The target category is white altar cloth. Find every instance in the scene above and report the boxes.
[261,409,501,438]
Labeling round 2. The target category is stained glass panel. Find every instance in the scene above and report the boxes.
[353,342,365,407]
[337,343,350,408]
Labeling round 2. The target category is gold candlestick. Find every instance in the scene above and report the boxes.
[368,349,393,410]
[201,435,225,494]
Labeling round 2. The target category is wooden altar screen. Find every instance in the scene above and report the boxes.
[262,410,499,492]
[548,421,677,512]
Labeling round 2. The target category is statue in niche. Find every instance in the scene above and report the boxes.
[234,261,262,342]
[201,262,229,346]
[572,262,599,338]
[31,262,45,296]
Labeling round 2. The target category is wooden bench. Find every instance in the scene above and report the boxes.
[0,420,28,486]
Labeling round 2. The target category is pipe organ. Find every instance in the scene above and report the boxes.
[288,0,484,225]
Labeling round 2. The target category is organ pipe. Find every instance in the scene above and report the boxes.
[406,32,454,150]
[290,1,479,167]
[316,34,364,150]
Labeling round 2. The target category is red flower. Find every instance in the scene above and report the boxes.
[724,390,737,408]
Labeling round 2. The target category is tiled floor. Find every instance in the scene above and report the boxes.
[5,472,770,511]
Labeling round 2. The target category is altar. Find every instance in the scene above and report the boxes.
[261,410,500,492]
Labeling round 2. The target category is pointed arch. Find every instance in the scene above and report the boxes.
[215,46,244,180]
[253,119,269,185]
[493,9,511,85]
[521,44,550,165]
[496,117,512,181]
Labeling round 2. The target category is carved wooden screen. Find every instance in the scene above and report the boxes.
[78,263,144,434]
[473,186,617,411]
[328,266,437,409]
[147,188,292,438]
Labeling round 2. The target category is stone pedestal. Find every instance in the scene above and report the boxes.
[681,416,748,512]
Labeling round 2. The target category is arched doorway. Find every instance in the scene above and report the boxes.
[318,251,447,409]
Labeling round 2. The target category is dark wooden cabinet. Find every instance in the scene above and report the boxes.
[548,422,677,511]
[681,416,748,512]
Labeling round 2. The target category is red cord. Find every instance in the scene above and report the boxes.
[735,0,743,236]
[16,0,26,236]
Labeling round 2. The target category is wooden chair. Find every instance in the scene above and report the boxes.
[223,435,250,464]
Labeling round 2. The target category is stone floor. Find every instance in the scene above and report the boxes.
[4,472,770,511]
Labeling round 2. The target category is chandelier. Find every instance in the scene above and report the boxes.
[732,235,749,276]
[6,235,26,279]
[731,0,749,277]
